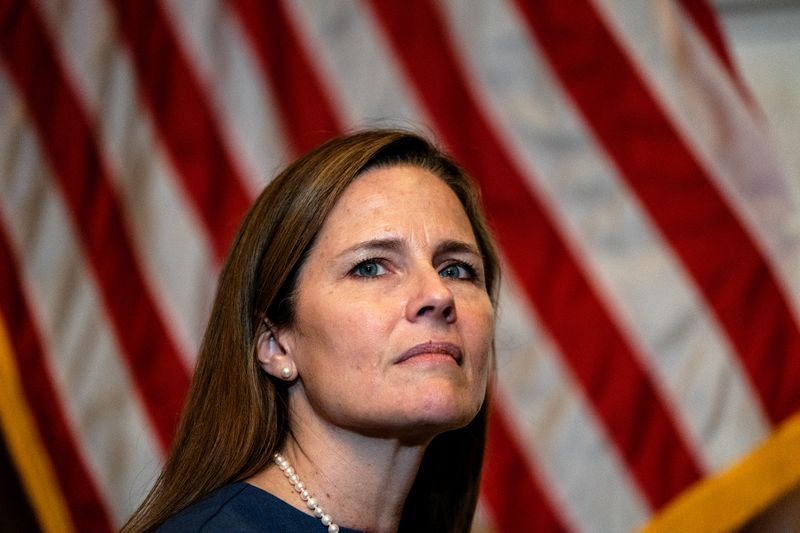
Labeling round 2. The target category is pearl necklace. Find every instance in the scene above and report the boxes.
[274,453,340,533]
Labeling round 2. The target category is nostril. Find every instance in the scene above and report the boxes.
[413,303,455,322]
[416,305,435,317]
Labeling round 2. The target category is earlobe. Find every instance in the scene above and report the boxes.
[256,327,296,381]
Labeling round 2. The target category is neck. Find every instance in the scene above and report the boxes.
[250,403,431,532]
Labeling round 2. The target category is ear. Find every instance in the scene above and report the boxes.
[256,325,297,381]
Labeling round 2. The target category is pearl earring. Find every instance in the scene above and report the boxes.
[280,367,292,380]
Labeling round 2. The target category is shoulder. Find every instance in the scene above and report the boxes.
[156,482,324,532]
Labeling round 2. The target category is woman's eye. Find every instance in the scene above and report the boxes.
[439,263,475,280]
[352,260,386,278]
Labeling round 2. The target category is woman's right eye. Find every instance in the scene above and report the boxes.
[351,260,387,278]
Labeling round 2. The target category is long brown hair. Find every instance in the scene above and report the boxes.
[122,130,500,533]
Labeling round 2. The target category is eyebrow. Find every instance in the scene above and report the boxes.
[338,238,406,258]
[338,237,482,261]
[433,239,482,261]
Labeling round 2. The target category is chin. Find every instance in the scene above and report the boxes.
[349,395,482,443]
[401,393,483,438]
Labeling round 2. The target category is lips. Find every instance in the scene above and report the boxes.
[395,341,463,365]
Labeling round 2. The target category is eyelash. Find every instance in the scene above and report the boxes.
[440,260,479,281]
[349,258,389,279]
[348,257,481,283]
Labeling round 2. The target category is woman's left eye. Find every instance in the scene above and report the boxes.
[439,263,475,280]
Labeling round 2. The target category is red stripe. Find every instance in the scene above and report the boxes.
[515,0,800,425]
[228,0,342,154]
[367,0,702,509]
[0,0,188,451]
[483,401,568,532]
[0,223,114,532]
[107,0,251,262]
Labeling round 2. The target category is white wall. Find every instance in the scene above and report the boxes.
[717,1,800,185]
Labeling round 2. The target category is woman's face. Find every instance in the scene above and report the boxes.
[279,165,494,442]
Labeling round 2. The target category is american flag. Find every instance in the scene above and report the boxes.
[1,1,799,531]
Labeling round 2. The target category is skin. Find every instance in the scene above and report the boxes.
[250,165,494,532]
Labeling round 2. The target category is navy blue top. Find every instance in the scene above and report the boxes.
[156,482,365,532]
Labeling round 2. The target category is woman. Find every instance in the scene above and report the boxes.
[123,130,500,533]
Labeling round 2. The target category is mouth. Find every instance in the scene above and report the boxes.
[395,341,463,366]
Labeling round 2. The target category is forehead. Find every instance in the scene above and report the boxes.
[318,165,476,247]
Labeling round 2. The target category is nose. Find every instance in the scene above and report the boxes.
[405,268,457,324]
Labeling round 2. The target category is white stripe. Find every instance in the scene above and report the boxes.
[285,0,430,131]
[590,0,800,325]
[162,0,292,190]
[0,68,162,526]
[36,0,219,365]
[439,0,769,472]
[495,273,650,532]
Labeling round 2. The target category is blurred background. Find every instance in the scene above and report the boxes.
[1,1,799,531]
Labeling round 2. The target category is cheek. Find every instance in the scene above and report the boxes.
[294,299,390,371]
[465,302,495,368]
